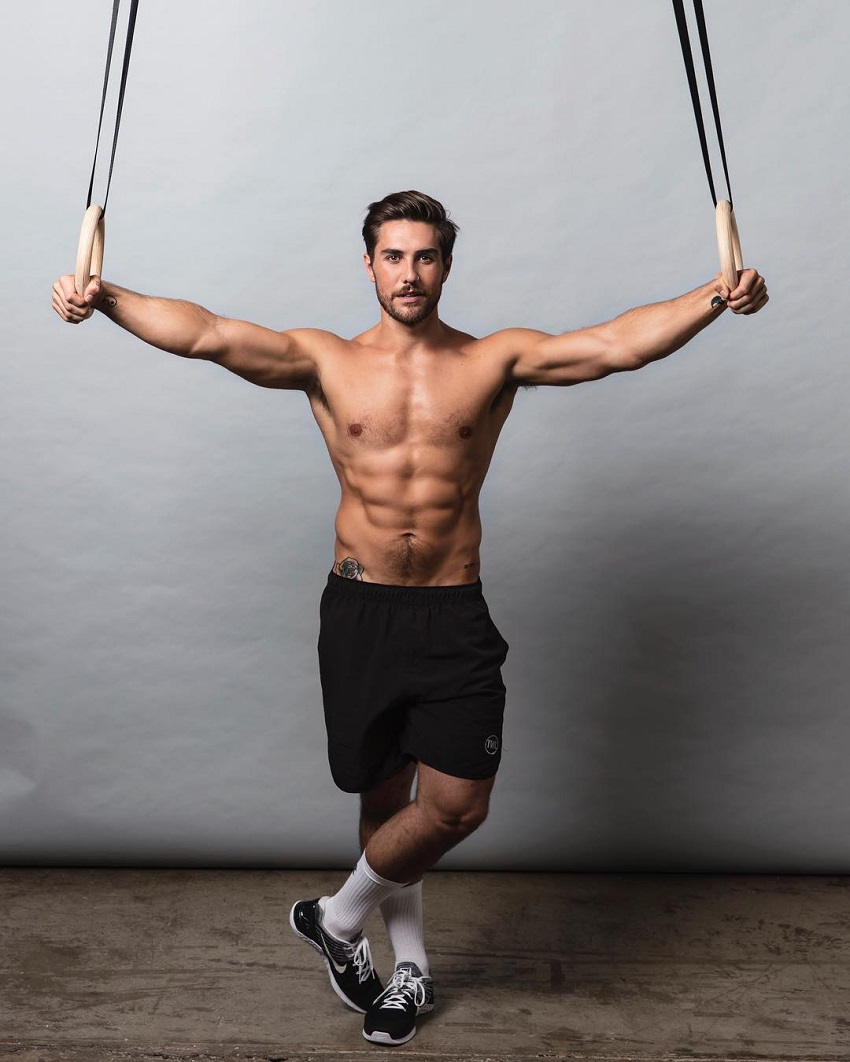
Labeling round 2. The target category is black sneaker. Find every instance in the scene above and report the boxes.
[362,961,435,1046]
[290,898,383,1013]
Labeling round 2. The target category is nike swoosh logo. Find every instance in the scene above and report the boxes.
[326,947,350,975]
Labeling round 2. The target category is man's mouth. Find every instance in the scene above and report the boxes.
[396,291,424,299]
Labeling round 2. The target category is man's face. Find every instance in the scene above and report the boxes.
[364,220,451,327]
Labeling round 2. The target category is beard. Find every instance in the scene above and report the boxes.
[375,283,442,326]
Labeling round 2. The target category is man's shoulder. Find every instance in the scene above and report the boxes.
[286,326,347,347]
[283,327,353,363]
[477,326,553,345]
[446,324,545,355]
[469,327,552,359]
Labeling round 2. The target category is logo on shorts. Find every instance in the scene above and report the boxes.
[484,734,500,755]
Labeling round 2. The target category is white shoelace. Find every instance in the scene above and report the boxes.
[352,936,375,984]
[378,968,427,1011]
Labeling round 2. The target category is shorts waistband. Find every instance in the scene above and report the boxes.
[326,570,483,604]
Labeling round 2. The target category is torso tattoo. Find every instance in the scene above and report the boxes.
[337,557,364,580]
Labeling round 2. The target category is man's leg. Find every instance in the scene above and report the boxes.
[299,574,505,1031]
[366,763,495,883]
[355,764,494,1045]
[359,762,418,851]
[321,762,420,948]
[323,763,494,942]
[289,764,419,1014]
[360,764,428,977]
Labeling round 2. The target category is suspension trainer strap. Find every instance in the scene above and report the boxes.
[85,0,140,216]
[671,0,732,209]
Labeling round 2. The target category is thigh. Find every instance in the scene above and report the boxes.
[360,761,418,819]
[400,596,508,780]
[415,762,496,824]
[318,584,413,793]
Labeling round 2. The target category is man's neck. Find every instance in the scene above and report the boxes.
[371,310,450,353]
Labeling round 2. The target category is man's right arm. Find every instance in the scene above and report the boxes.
[52,275,319,390]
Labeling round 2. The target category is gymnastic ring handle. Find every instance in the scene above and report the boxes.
[75,203,105,297]
[715,199,743,295]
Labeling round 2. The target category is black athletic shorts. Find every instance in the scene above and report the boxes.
[318,572,509,794]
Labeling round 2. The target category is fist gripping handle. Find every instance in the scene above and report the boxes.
[75,204,105,297]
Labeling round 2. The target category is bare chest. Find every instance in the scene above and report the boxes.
[313,354,511,449]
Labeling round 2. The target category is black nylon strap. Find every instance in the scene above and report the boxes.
[671,0,732,209]
[85,0,140,215]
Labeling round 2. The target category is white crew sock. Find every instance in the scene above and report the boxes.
[320,853,405,941]
[380,880,429,975]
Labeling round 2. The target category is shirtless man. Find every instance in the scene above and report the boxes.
[53,190,768,1046]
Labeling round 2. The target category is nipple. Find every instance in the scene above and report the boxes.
[348,423,363,437]
[458,426,473,439]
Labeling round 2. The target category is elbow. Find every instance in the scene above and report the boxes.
[188,313,224,361]
[601,323,642,375]
[606,320,668,374]
[614,346,646,373]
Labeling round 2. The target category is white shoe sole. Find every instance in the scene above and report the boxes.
[363,1026,417,1046]
[362,1002,434,1046]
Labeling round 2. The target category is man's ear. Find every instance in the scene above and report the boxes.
[442,254,453,283]
[364,253,376,282]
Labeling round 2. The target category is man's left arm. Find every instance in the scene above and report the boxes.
[506,270,768,387]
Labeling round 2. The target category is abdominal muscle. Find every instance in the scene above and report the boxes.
[333,470,484,586]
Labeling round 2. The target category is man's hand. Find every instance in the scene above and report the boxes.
[52,275,102,324]
[715,268,769,315]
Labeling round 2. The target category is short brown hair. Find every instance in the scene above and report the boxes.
[362,190,459,262]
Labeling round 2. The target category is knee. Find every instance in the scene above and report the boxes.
[423,797,490,841]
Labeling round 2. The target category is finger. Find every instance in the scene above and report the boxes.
[84,275,101,304]
[712,272,730,301]
[733,290,769,316]
[52,289,71,318]
[740,291,769,316]
[734,282,766,311]
[57,278,89,312]
[728,268,758,301]
[53,295,80,322]
[727,277,765,312]
[53,289,89,322]
[53,279,78,313]
[59,274,85,305]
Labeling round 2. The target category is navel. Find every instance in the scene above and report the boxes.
[348,422,363,437]
[458,426,473,439]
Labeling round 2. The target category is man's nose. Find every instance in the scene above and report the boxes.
[402,259,419,284]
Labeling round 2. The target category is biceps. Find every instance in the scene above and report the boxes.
[512,324,618,386]
[208,319,316,389]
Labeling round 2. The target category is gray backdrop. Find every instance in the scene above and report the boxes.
[3,1,848,869]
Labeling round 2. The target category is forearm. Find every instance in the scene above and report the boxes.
[94,281,217,358]
[611,280,725,371]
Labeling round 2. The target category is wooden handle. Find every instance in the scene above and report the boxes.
[715,199,743,294]
[75,204,105,296]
